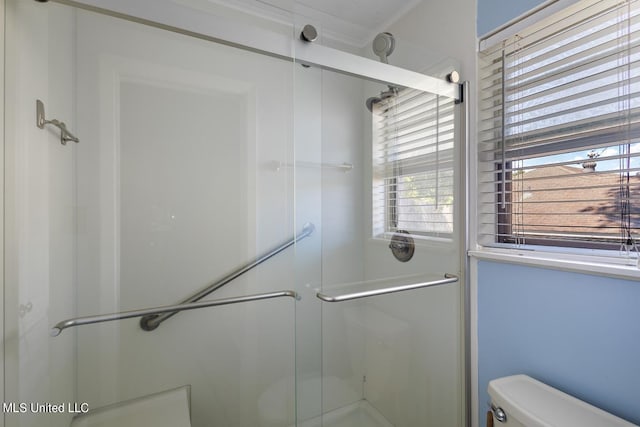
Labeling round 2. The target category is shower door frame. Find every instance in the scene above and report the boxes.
[0,0,5,414]
[2,0,471,425]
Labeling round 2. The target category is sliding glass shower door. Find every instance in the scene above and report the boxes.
[3,1,466,426]
[291,43,465,426]
[6,2,300,426]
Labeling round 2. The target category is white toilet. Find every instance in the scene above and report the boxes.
[488,375,638,427]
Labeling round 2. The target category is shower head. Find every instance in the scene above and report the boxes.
[372,32,395,64]
[366,33,397,112]
[366,96,381,113]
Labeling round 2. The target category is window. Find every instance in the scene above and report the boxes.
[478,0,640,253]
[372,86,455,240]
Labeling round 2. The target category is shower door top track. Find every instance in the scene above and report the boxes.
[49,0,462,101]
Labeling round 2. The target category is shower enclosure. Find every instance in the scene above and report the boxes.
[3,0,468,426]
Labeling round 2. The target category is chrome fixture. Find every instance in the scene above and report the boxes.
[490,404,507,423]
[316,273,458,302]
[51,290,299,336]
[366,33,400,112]
[389,230,415,262]
[372,32,395,64]
[365,85,399,113]
[140,222,315,331]
[36,99,79,145]
[300,24,318,42]
[447,70,460,83]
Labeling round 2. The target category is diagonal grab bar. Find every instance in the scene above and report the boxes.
[139,222,315,331]
[316,273,458,302]
[51,290,299,337]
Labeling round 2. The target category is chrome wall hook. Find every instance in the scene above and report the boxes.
[36,99,79,145]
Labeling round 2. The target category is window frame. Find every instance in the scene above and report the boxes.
[477,0,640,256]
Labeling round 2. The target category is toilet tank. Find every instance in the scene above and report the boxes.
[487,375,637,427]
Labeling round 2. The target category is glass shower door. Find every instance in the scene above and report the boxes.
[314,70,464,427]
[5,1,301,426]
[4,1,466,426]
[290,20,465,424]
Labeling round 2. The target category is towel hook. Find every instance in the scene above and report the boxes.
[36,99,79,145]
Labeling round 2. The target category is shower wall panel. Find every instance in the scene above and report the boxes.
[4,2,77,426]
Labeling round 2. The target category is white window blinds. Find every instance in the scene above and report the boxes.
[372,88,455,239]
[478,0,640,251]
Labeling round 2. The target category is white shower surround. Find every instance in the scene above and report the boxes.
[3,0,476,426]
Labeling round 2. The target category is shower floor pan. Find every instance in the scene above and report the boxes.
[299,400,394,427]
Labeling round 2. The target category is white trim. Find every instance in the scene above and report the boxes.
[469,248,640,281]
[478,0,581,51]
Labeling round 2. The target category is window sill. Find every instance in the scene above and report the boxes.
[371,232,455,251]
[468,247,640,281]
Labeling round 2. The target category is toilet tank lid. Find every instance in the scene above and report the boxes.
[488,375,637,427]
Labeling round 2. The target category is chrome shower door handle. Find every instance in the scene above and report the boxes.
[316,273,458,302]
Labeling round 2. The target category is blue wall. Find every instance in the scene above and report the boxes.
[476,3,640,426]
[477,0,545,36]
[477,261,640,426]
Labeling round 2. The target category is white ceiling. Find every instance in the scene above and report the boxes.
[207,0,422,47]
[261,0,419,29]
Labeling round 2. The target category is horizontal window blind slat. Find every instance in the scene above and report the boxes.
[482,151,640,172]
[377,137,455,156]
[477,182,637,194]
[379,109,454,134]
[480,198,639,207]
[379,97,454,119]
[480,112,640,152]
[380,119,455,142]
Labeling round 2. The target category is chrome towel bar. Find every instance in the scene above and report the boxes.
[316,273,458,302]
[51,290,299,337]
[140,222,315,331]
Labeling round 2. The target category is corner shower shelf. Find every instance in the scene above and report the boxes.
[316,273,458,302]
[270,160,353,172]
